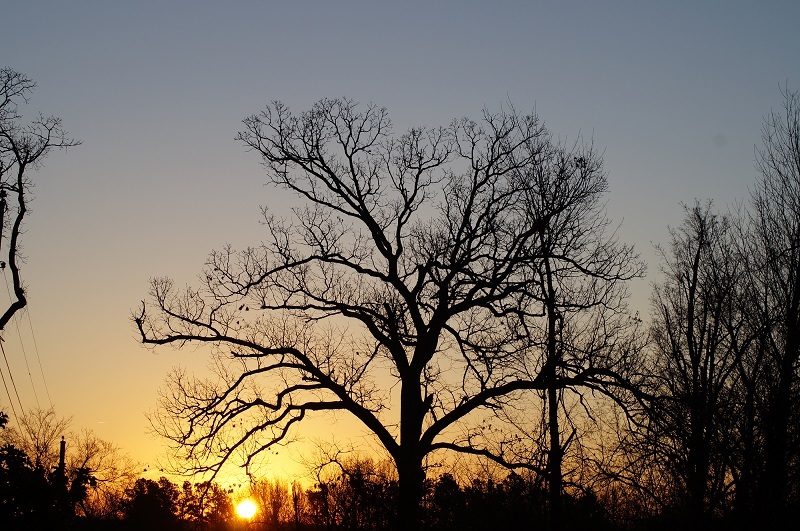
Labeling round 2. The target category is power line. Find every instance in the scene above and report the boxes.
[0,353,20,419]
[0,189,26,418]
[0,191,51,414]
[1,268,42,409]
[0,337,24,418]
[25,308,52,407]
[11,309,39,409]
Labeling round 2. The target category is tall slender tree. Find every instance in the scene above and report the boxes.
[647,201,742,528]
[517,142,644,531]
[747,86,800,525]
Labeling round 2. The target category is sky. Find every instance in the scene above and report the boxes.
[1,0,798,485]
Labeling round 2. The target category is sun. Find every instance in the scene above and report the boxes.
[236,498,258,520]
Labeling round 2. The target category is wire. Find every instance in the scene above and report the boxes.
[0,337,23,418]
[0,352,20,419]
[1,268,40,409]
[0,188,18,418]
[14,313,40,409]
[0,191,52,414]
[25,308,52,407]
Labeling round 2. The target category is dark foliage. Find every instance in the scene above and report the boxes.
[0,413,93,531]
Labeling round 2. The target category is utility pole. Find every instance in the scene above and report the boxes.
[58,435,66,477]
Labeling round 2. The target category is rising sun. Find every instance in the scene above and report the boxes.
[236,499,258,520]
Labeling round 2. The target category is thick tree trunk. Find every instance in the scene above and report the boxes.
[396,453,425,531]
[395,370,426,531]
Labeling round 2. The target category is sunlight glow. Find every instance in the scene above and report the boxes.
[236,499,258,520]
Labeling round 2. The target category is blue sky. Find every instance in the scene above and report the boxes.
[1,1,798,481]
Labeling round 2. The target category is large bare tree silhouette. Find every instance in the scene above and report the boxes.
[136,99,641,530]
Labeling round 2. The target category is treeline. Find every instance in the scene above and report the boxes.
[0,435,610,531]
[298,458,610,531]
[615,88,800,530]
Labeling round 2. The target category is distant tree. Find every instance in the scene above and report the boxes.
[457,472,548,531]
[613,86,800,530]
[176,480,234,530]
[0,438,51,530]
[0,406,136,522]
[68,428,139,519]
[721,214,769,526]
[304,454,397,531]
[425,473,466,531]
[745,85,800,526]
[0,407,70,470]
[0,68,78,331]
[0,409,92,531]
[136,99,641,530]
[646,202,742,528]
[291,480,307,530]
[121,477,180,529]
[515,137,643,531]
[251,476,291,529]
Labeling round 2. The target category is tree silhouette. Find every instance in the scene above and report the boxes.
[176,480,234,530]
[121,477,180,529]
[515,140,643,531]
[0,407,137,523]
[306,456,397,531]
[0,68,79,332]
[426,473,466,531]
[646,201,742,528]
[136,99,642,530]
[0,409,94,531]
[250,476,292,529]
[745,85,800,526]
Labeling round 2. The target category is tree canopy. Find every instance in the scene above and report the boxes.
[136,99,643,530]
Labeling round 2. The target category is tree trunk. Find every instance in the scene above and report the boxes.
[734,387,756,525]
[547,384,562,531]
[396,454,425,531]
[395,370,426,531]
[543,252,562,531]
[762,351,795,526]
[762,269,800,526]
[686,396,709,531]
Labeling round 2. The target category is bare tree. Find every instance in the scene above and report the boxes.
[440,138,645,530]
[304,454,397,531]
[746,85,800,525]
[522,142,644,531]
[135,99,640,530]
[645,202,743,528]
[0,407,70,469]
[0,68,79,331]
[68,429,139,518]
[250,476,292,528]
